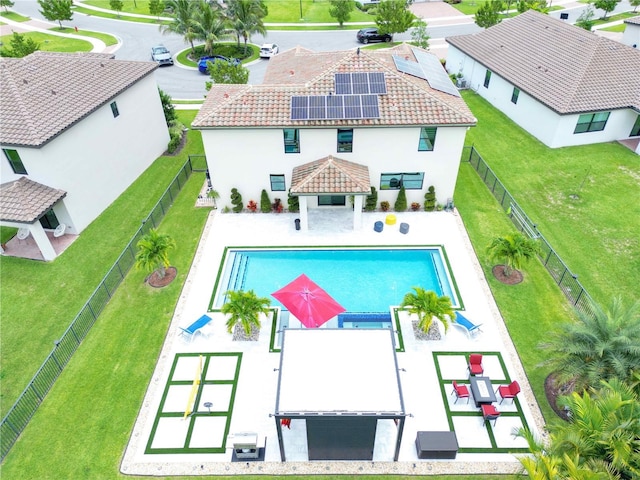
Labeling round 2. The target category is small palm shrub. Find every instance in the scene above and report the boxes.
[401,287,455,335]
[135,229,176,279]
[222,289,271,337]
[486,232,540,277]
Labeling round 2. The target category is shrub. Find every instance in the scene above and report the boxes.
[247,200,258,212]
[411,202,421,211]
[167,120,185,153]
[380,200,390,211]
[230,188,243,213]
[394,186,407,212]
[365,186,378,211]
[272,198,283,213]
[424,185,436,211]
[260,189,271,213]
[287,190,299,213]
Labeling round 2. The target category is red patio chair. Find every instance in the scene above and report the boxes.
[451,381,470,404]
[468,353,484,376]
[481,404,500,427]
[496,380,521,404]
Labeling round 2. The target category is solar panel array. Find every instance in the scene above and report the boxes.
[290,94,380,120]
[393,50,460,97]
[334,72,387,95]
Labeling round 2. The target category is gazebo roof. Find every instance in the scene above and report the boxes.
[290,156,370,195]
[0,177,66,223]
[275,328,404,414]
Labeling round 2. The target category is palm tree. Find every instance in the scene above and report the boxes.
[135,228,176,279]
[486,232,540,277]
[221,289,271,337]
[541,296,640,393]
[225,0,267,54]
[191,0,231,56]
[400,287,454,334]
[160,0,197,53]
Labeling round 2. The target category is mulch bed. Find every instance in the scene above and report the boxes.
[146,266,177,288]
[492,265,523,285]
[544,372,574,421]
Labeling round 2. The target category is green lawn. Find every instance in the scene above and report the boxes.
[72,4,169,24]
[461,91,639,308]
[57,26,118,46]
[0,10,30,22]
[600,23,626,32]
[0,31,93,52]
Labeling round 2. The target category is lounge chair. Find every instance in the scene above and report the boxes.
[453,312,482,338]
[179,314,212,342]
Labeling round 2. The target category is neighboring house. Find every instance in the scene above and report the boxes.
[622,16,640,49]
[446,10,640,154]
[0,51,170,260]
[192,45,476,229]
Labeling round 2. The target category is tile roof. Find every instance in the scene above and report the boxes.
[193,45,476,129]
[0,177,67,223]
[291,156,371,194]
[0,51,158,147]
[624,16,640,25]
[446,10,640,114]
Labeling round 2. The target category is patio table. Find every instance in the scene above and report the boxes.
[469,376,497,407]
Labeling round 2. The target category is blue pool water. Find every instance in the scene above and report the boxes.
[215,247,459,312]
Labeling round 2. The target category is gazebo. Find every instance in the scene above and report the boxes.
[290,156,371,231]
[274,328,406,461]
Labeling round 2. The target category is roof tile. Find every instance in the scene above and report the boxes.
[0,177,67,223]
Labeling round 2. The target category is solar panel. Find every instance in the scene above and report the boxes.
[352,72,370,95]
[368,72,387,94]
[309,95,327,119]
[291,96,308,120]
[361,95,379,118]
[344,95,362,118]
[393,55,427,81]
[326,95,344,119]
[335,73,352,95]
[412,48,460,97]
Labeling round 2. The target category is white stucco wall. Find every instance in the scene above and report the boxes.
[1,75,169,233]
[446,46,636,149]
[200,125,469,211]
[622,22,640,48]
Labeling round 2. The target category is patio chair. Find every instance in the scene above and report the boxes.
[467,353,484,376]
[481,404,500,427]
[53,223,67,238]
[450,380,470,404]
[17,228,30,244]
[453,312,482,338]
[495,380,521,404]
[179,314,213,342]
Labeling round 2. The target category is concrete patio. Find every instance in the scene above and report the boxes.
[121,208,545,476]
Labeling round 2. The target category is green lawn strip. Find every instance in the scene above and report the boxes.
[454,162,574,423]
[72,5,169,24]
[0,10,30,22]
[263,0,374,23]
[145,353,241,454]
[0,31,92,52]
[0,111,201,415]
[461,91,639,307]
[599,23,626,32]
[173,99,205,105]
[56,26,118,46]
[83,0,155,15]
[592,11,638,25]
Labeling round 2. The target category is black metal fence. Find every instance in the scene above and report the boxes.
[463,146,597,320]
[0,157,199,460]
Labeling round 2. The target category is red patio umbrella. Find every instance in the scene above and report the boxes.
[272,274,346,328]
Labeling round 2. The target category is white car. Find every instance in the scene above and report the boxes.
[259,43,279,59]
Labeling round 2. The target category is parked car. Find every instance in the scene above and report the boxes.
[356,28,392,44]
[198,55,241,74]
[259,43,279,59]
[150,45,173,66]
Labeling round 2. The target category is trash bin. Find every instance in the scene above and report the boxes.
[295,218,301,231]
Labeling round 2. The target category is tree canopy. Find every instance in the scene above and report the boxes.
[475,0,503,28]
[329,0,355,27]
[0,32,40,58]
[375,0,417,36]
[594,0,621,19]
[206,60,249,87]
[37,0,73,29]
[226,0,268,54]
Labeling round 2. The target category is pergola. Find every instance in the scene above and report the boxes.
[0,177,67,261]
[290,156,371,231]
[274,328,406,461]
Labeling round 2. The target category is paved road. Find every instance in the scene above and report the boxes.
[13,0,483,98]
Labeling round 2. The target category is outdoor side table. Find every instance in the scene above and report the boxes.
[469,376,497,407]
[415,431,458,459]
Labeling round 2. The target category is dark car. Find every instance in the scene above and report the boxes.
[198,55,241,74]
[356,28,392,44]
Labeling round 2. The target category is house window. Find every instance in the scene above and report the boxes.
[511,87,520,104]
[39,209,60,230]
[418,127,437,151]
[270,174,286,191]
[337,128,353,153]
[380,172,424,190]
[110,101,119,118]
[3,149,27,174]
[483,70,492,88]
[283,129,299,153]
[631,115,640,137]
[574,112,610,134]
[318,195,345,206]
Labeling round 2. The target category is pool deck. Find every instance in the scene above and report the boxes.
[121,209,546,476]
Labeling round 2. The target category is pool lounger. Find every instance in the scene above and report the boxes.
[453,312,482,338]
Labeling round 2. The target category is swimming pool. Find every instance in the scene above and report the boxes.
[212,247,460,312]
